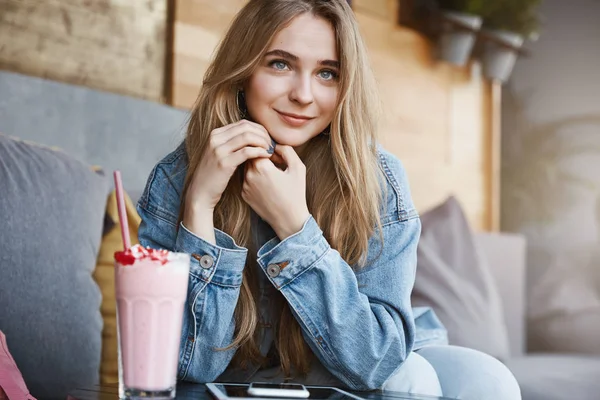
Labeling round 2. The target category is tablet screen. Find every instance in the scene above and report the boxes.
[212,383,362,400]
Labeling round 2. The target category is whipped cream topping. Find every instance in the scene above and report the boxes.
[114,244,171,266]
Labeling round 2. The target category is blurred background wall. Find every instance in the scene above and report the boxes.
[0,0,168,101]
[501,0,600,353]
[0,0,501,231]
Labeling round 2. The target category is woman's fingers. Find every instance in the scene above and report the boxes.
[225,146,272,170]
[217,131,272,158]
[213,120,271,148]
[274,144,304,171]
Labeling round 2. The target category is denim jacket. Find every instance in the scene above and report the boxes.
[136,143,448,391]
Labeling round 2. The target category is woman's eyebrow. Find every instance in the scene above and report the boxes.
[265,49,298,60]
[265,49,339,68]
[319,59,340,68]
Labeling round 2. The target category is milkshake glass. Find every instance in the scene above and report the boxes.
[114,244,190,399]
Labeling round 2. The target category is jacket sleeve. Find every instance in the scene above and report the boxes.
[255,155,420,391]
[136,161,248,383]
[256,216,420,390]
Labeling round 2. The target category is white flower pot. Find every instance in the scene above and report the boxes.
[437,11,482,66]
[482,30,525,83]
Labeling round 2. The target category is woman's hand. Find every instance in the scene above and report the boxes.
[185,119,274,211]
[183,120,273,242]
[242,145,310,240]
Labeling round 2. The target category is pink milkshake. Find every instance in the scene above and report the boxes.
[114,245,190,399]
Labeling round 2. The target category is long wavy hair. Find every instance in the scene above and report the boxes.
[180,0,384,378]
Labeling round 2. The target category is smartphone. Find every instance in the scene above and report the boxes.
[247,383,310,398]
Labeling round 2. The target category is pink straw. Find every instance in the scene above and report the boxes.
[113,170,131,250]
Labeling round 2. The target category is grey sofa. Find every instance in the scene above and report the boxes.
[477,233,600,400]
[1,70,600,399]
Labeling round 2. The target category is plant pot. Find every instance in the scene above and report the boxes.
[482,30,524,83]
[437,11,482,66]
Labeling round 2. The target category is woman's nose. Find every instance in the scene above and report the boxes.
[289,74,314,105]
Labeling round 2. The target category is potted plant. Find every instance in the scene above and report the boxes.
[479,0,543,82]
[435,0,486,66]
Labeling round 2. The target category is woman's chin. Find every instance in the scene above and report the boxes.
[268,128,321,148]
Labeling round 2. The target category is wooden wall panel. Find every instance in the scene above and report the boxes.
[351,0,399,23]
[171,0,245,108]
[0,0,167,101]
[169,1,499,231]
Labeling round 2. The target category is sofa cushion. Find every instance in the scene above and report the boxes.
[474,232,527,357]
[412,196,511,360]
[529,311,600,355]
[526,246,600,355]
[0,134,108,399]
[505,354,600,400]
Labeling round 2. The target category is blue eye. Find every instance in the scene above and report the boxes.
[319,70,338,81]
[270,60,289,70]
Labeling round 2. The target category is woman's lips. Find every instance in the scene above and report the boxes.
[276,110,314,127]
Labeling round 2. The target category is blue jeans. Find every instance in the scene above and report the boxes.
[247,345,521,400]
[383,345,521,400]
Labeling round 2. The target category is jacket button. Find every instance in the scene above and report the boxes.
[267,264,280,278]
[199,255,214,269]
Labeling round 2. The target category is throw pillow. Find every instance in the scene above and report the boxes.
[0,134,108,399]
[526,245,600,355]
[94,190,141,384]
[412,196,511,360]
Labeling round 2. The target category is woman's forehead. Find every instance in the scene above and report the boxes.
[267,14,338,62]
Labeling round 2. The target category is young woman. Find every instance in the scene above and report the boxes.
[137,1,521,398]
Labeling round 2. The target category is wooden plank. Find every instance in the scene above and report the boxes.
[173,53,210,87]
[173,21,221,59]
[352,0,398,23]
[355,12,495,230]
[169,0,246,106]
[485,81,502,231]
[172,81,201,110]
[175,0,245,33]
[164,0,176,105]
[0,0,167,101]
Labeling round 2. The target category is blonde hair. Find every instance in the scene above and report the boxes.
[180,0,384,378]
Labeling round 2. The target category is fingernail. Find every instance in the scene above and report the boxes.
[267,138,277,154]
